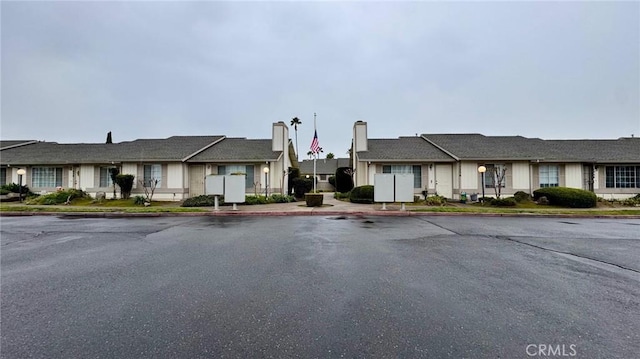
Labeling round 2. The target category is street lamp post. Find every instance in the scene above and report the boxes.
[477,165,486,204]
[263,167,269,197]
[17,168,26,202]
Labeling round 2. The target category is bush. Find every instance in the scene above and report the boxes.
[328,176,336,188]
[334,191,351,200]
[335,167,354,193]
[133,195,146,205]
[622,194,640,206]
[115,174,135,199]
[27,189,89,205]
[1,183,31,195]
[533,187,597,208]
[425,195,447,206]
[514,191,531,203]
[182,195,219,207]
[0,189,9,195]
[287,167,300,195]
[292,177,313,198]
[269,194,295,203]
[491,197,517,207]
[349,185,374,204]
[245,195,269,205]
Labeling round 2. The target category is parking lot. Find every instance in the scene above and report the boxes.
[1,215,639,358]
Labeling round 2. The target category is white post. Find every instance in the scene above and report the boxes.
[313,155,317,193]
[214,195,219,211]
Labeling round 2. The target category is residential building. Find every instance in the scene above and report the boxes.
[0,122,296,200]
[352,121,640,199]
[298,158,351,191]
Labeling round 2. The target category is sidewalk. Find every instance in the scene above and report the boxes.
[2,193,639,218]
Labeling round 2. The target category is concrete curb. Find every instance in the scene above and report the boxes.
[1,211,639,219]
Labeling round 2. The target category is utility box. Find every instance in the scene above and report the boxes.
[374,174,395,202]
[205,175,225,196]
[394,174,414,202]
[224,175,246,203]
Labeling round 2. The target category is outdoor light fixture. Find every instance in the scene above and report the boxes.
[477,165,486,204]
[17,168,26,202]
[263,167,269,197]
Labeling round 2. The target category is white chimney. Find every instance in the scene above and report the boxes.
[353,120,368,152]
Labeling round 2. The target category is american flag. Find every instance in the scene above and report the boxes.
[310,130,321,154]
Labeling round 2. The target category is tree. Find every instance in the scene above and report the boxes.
[489,166,507,199]
[307,150,313,159]
[108,167,119,199]
[326,152,335,159]
[106,131,113,144]
[290,117,302,158]
[115,174,135,199]
[139,178,159,204]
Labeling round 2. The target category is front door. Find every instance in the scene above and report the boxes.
[435,164,453,199]
[189,165,205,197]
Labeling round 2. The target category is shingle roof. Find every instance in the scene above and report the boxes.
[356,137,454,161]
[0,136,224,165]
[0,140,37,150]
[298,158,351,174]
[422,134,546,160]
[422,134,640,162]
[543,138,640,162]
[187,138,281,162]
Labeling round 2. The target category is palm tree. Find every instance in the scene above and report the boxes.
[307,150,313,159]
[290,117,302,157]
[326,152,335,159]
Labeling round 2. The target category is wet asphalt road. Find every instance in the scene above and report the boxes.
[1,215,639,358]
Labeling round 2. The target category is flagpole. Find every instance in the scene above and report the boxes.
[313,112,317,193]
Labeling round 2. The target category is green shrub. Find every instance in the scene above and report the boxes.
[269,194,295,203]
[349,185,374,204]
[133,195,146,205]
[491,197,517,207]
[292,177,313,198]
[533,187,597,208]
[622,194,640,206]
[245,195,268,205]
[182,195,220,207]
[27,189,89,205]
[1,183,31,195]
[328,176,336,187]
[287,167,300,195]
[334,191,351,200]
[335,167,354,193]
[0,189,9,195]
[115,174,135,199]
[425,195,447,206]
[513,191,531,203]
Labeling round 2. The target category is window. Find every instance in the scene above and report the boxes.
[484,164,506,188]
[143,164,162,187]
[382,165,422,188]
[539,165,559,188]
[99,167,115,187]
[32,167,63,187]
[218,165,255,188]
[606,166,640,188]
[0,168,6,186]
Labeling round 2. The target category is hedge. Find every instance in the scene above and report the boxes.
[533,187,597,208]
[27,189,89,205]
[491,197,517,207]
[335,167,354,193]
[349,185,374,204]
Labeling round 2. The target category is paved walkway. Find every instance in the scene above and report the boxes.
[213,192,389,216]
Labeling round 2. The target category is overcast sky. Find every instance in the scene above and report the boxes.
[2,1,638,158]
